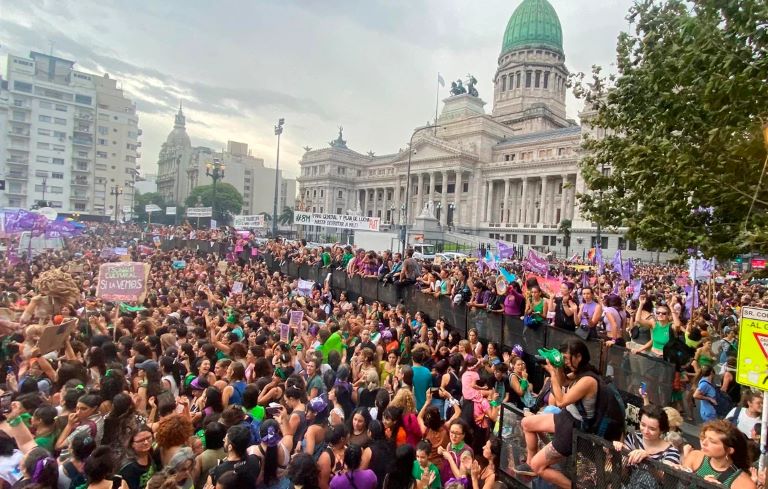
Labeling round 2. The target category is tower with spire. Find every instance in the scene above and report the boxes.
[156,102,193,204]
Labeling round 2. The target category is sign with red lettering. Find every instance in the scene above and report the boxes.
[96,262,150,302]
[752,258,766,270]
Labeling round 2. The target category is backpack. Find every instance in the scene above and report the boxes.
[727,407,742,426]
[702,380,734,418]
[243,415,261,445]
[64,461,87,489]
[575,371,626,441]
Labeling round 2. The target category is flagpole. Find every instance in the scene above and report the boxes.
[434,73,440,136]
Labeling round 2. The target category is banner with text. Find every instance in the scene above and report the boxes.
[166,207,177,215]
[294,211,380,231]
[96,262,150,302]
[186,207,212,218]
[233,215,267,229]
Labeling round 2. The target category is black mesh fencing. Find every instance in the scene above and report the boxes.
[603,346,676,407]
[499,403,532,489]
[470,309,503,346]
[572,432,721,489]
[439,296,468,337]
[347,275,362,300]
[331,269,347,292]
[361,278,379,303]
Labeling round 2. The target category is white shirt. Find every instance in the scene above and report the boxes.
[726,407,759,438]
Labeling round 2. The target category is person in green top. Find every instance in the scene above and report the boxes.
[321,247,332,268]
[413,440,441,489]
[318,328,345,363]
[631,302,681,357]
[341,246,355,268]
[31,406,58,452]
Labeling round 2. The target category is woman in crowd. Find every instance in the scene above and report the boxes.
[612,404,680,464]
[682,420,756,489]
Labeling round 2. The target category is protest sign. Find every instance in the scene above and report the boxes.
[233,215,267,229]
[293,211,380,231]
[288,310,304,336]
[145,204,161,213]
[37,318,78,355]
[523,249,549,275]
[96,262,150,302]
[187,207,213,218]
[280,323,291,343]
[232,281,243,294]
[165,207,177,215]
[172,260,186,270]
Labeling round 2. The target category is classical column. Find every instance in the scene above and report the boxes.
[510,180,518,225]
[520,177,529,224]
[440,170,449,226]
[371,188,378,218]
[539,176,548,225]
[393,176,401,225]
[428,172,436,208]
[454,170,463,226]
[503,178,511,224]
[416,173,424,216]
[485,180,494,222]
[560,174,568,225]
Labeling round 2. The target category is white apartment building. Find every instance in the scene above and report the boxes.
[1,51,140,217]
[156,109,296,217]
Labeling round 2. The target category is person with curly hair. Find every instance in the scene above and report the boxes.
[286,453,320,489]
[154,414,193,468]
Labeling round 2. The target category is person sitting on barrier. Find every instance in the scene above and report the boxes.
[612,404,680,465]
[681,420,756,489]
[516,340,600,489]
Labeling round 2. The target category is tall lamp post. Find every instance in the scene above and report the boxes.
[448,202,456,231]
[110,186,123,223]
[206,157,225,225]
[272,118,285,238]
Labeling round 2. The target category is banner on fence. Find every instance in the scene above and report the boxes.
[165,207,177,215]
[186,207,213,218]
[145,204,161,213]
[233,215,266,229]
[293,211,380,231]
[96,262,150,302]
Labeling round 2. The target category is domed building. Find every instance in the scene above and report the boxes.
[156,104,194,204]
[297,0,658,259]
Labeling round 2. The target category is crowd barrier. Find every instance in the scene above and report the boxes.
[498,404,717,489]
[262,254,678,402]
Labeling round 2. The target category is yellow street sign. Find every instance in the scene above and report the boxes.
[736,307,768,391]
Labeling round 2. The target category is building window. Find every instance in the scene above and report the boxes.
[97,151,108,158]
[618,237,627,250]
[530,235,537,245]
[39,115,52,123]
[52,158,64,165]
[338,190,343,199]
[516,72,521,88]
[37,142,50,149]
[543,236,549,245]
[54,117,66,125]
[505,155,510,161]
[463,182,469,193]
[511,234,517,243]
[535,71,541,88]
[75,94,92,105]
[543,72,550,89]
[629,240,638,251]
[501,76,506,91]
[337,208,342,214]
[98,126,109,135]
[525,71,532,88]
[52,172,63,179]
[39,101,53,109]
[55,104,67,112]
[37,129,51,136]
[447,184,455,194]
[523,235,529,245]
[13,81,32,93]
[74,203,86,211]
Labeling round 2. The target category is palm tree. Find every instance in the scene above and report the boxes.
[279,207,294,227]
[558,219,572,258]
[258,212,272,226]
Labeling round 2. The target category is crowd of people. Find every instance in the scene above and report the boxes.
[0,221,763,489]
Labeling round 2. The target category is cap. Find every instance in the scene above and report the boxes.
[536,348,564,368]
[308,395,328,413]
[135,360,159,371]
[511,344,524,358]
[190,377,209,391]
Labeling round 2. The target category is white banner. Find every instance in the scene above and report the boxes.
[165,206,177,215]
[210,219,218,229]
[294,211,380,231]
[233,214,267,229]
[187,207,212,218]
[145,204,161,213]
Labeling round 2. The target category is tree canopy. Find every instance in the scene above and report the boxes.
[572,0,768,259]
[184,183,244,223]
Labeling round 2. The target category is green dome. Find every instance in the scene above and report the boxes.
[501,0,563,56]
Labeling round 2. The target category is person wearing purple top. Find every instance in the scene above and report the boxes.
[503,282,526,317]
[330,444,377,489]
[577,286,603,339]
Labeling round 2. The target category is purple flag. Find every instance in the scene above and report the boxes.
[485,250,498,270]
[596,246,604,275]
[612,250,623,275]
[580,271,589,288]
[4,210,38,234]
[684,284,699,319]
[523,249,549,275]
[631,279,643,300]
[497,241,514,259]
[622,258,634,281]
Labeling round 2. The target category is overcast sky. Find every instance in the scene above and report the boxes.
[1,0,633,179]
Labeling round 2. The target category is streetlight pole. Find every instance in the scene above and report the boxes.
[110,186,123,223]
[402,123,443,252]
[596,161,605,249]
[206,156,225,226]
[272,118,285,238]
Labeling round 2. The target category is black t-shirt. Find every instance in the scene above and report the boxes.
[208,455,261,487]
[119,459,154,489]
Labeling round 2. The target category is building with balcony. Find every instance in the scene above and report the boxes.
[0,51,141,216]
[155,109,296,217]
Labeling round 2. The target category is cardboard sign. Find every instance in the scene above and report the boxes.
[37,318,78,355]
[280,323,290,343]
[288,311,304,337]
[96,262,150,302]
[217,261,228,274]
[232,281,243,294]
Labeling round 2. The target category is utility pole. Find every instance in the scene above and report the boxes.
[272,118,285,238]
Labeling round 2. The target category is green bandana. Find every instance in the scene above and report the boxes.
[8,412,32,427]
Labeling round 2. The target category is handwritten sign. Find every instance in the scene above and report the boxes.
[96,262,150,302]
[232,281,243,294]
[37,318,78,355]
[289,310,304,337]
[280,323,291,343]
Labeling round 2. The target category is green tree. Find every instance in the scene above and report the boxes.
[279,207,294,227]
[558,219,572,258]
[572,0,768,259]
[258,211,273,224]
[133,192,166,223]
[184,183,243,223]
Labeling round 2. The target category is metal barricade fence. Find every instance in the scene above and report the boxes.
[499,403,532,489]
[572,432,719,489]
[469,308,503,346]
[347,275,362,300]
[545,328,603,370]
[603,346,676,407]
[438,295,468,337]
[361,278,379,303]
